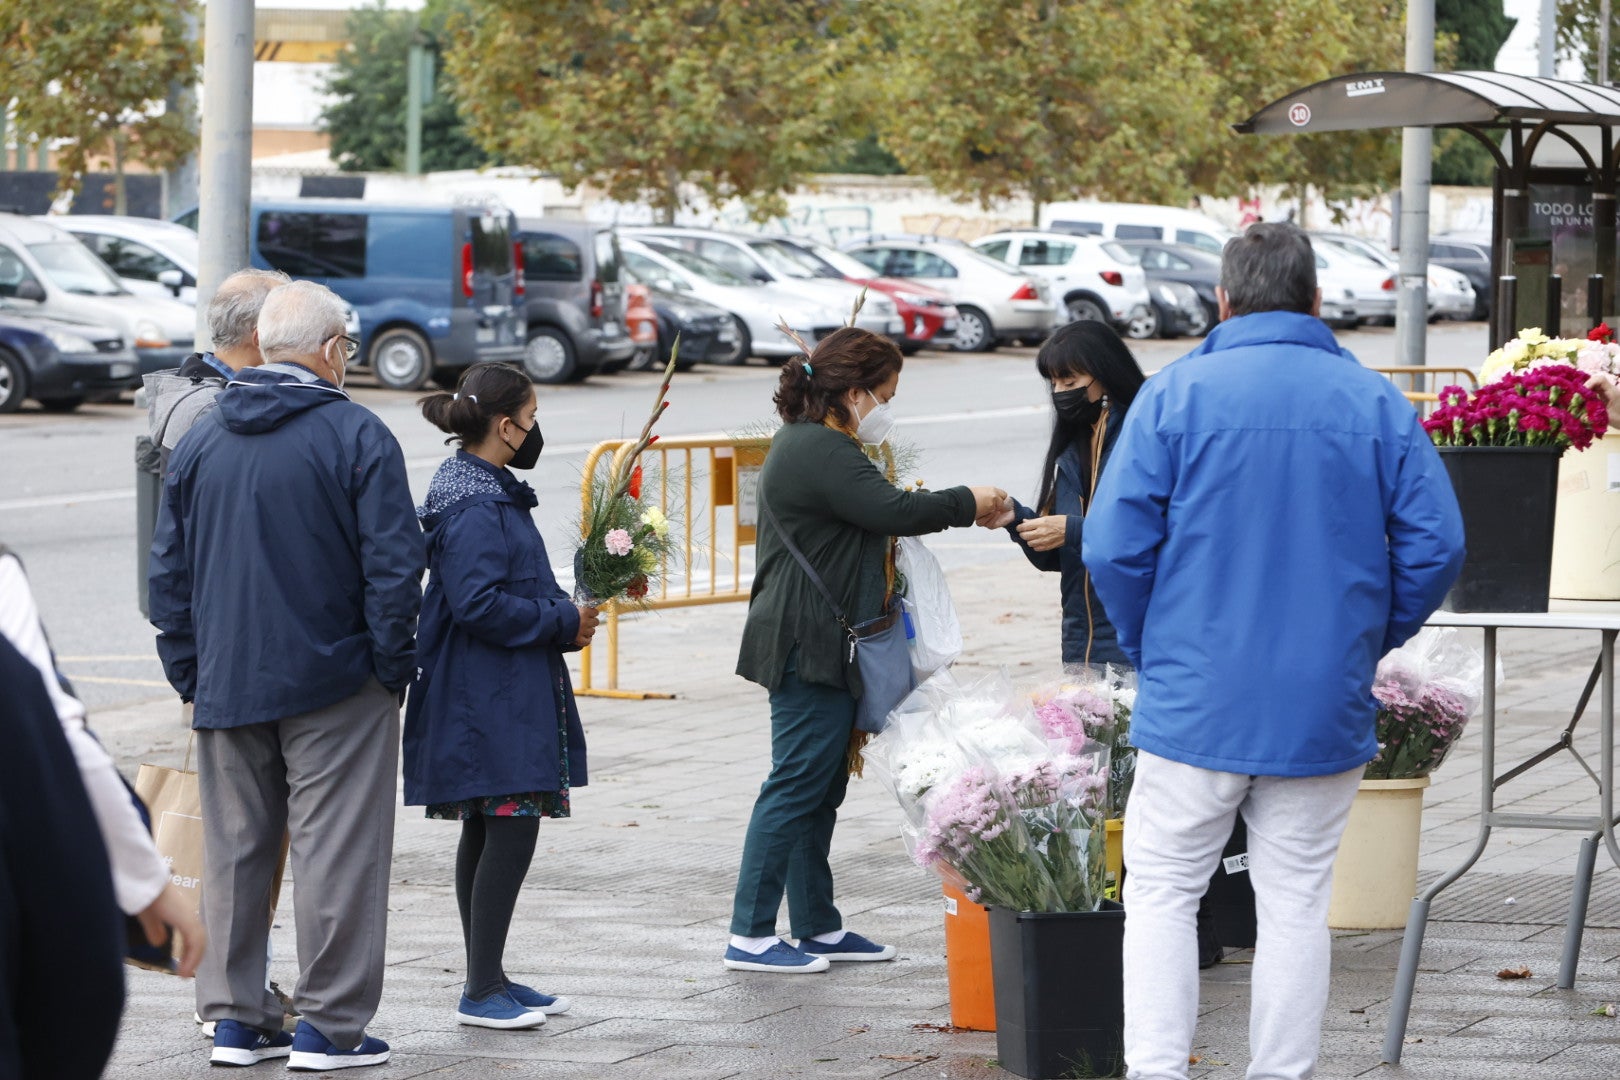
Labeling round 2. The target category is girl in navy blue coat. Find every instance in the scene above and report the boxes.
[405,363,600,1031]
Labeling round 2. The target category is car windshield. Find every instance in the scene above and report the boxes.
[747,240,830,280]
[29,241,126,295]
[648,244,755,287]
[791,240,875,279]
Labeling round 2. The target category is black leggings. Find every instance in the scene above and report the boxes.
[456,815,540,1000]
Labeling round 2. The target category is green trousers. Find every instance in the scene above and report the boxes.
[730,655,853,938]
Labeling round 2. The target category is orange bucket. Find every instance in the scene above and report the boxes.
[943,883,996,1030]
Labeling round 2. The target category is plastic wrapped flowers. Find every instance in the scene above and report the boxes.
[1030,666,1137,816]
[1365,628,1484,780]
[865,670,1118,913]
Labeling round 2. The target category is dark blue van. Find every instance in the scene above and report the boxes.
[248,199,526,390]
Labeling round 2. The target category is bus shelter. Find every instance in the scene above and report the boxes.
[1236,71,1620,348]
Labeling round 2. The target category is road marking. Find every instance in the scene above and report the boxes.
[61,674,173,688]
[56,655,161,663]
[0,488,134,511]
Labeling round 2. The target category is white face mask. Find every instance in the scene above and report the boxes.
[856,388,896,445]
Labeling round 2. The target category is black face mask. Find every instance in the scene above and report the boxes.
[503,419,544,470]
[1053,388,1103,426]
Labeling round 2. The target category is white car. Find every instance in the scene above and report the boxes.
[971,231,1153,337]
[842,239,1056,351]
[1312,233,1477,322]
[1312,243,1394,328]
[624,227,905,342]
[619,239,849,362]
[50,215,202,305]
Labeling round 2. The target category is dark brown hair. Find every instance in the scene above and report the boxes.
[418,363,533,445]
[772,326,904,428]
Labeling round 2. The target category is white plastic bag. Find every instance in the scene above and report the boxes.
[896,535,962,679]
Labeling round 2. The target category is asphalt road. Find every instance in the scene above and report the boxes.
[0,320,1487,714]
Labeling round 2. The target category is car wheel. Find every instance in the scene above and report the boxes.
[1186,301,1213,337]
[1125,305,1160,340]
[523,326,578,384]
[952,306,996,352]
[0,349,26,414]
[37,396,85,412]
[369,327,433,391]
[1066,296,1107,323]
[710,317,750,366]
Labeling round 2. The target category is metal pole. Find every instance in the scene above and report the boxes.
[1541,0,1558,77]
[195,0,255,349]
[405,38,425,176]
[1591,274,1607,328]
[1395,0,1434,366]
[1547,273,1562,336]
[1603,0,1613,85]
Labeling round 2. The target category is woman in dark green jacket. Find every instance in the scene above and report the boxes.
[727,327,1009,973]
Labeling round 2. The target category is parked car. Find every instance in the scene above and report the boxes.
[620,238,847,363]
[970,231,1154,336]
[249,199,524,390]
[616,267,738,371]
[1429,235,1494,320]
[52,215,201,305]
[1312,243,1392,329]
[1311,232,1477,321]
[0,213,193,374]
[1039,202,1235,256]
[759,235,959,353]
[513,219,634,383]
[1112,239,1221,336]
[842,238,1055,351]
[0,309,138,413]
[625,227,906,342]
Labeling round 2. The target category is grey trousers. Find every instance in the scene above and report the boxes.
[194,678,399,1048]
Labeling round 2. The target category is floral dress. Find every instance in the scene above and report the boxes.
[425,668,574,820]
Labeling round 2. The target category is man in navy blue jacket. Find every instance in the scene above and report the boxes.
[1083,223,1465,1080]
[150,280,424,1071]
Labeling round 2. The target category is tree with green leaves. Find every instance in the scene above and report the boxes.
[1558,0,1620,84]
[1433,0,1516,187]
[320,0,490,173]
[0,0,198,211]
[446,0,870,222]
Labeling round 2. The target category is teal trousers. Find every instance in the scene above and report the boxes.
[730,654,853,938]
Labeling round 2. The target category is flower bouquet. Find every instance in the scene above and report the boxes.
[1427,326,1611,453]
[1364,628,1484,780]
[1031,666,1137,817]
[867,670,1112,913]
[573,346,680,606]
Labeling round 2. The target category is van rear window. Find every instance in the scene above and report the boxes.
[521,234,583,281]
[1051,220,1103,236]
[595,232,620,283]
[256,212,367,278]
[1115,224,1163,240]
[470,213,512,275]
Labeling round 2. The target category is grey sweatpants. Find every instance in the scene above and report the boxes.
[194,678,399,1048]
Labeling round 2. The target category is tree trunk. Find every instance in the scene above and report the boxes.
[659,167,680,225]
[112,131,127,216]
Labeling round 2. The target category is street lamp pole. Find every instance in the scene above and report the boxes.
[1395,0,1434,366]
[194,0,255,349]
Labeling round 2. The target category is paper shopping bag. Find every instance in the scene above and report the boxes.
[132,761,204,969]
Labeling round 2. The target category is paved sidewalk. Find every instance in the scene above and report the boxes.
[99,551,1620,1079]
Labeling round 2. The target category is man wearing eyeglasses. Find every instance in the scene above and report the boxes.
[149,280,425,1071]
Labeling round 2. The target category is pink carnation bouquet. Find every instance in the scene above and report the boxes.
[1364,628,1484,780]
[1031,665,1136,816]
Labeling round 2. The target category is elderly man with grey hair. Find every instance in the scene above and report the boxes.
[1082,222,1465,1080]
[149,279,424,1070]
[144,268,289,472]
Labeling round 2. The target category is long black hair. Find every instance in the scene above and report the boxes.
[1034,320,1147,514]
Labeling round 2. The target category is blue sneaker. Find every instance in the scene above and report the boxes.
[286,1021,391,1071]
[797,931,898,962]
[455,988,545,1030]
[722,940,830,973]
[209,1019,293,1067]
[504,981,571,1015]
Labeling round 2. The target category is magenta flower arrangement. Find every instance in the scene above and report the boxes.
[1424,364,1608,454]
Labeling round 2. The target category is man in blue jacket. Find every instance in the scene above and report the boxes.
[1082,223,1465,1080]
[150,280,424,1071]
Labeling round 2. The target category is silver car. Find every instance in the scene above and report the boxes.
[625,227,905,341]
[51,215,201,305]
[619,239,849,362]
[843,239,1056,351]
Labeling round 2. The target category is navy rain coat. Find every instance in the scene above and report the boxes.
[403,452,587,807]
[1006,419,1127,668]
[1082,311,1465,778]
[148,362,424,728]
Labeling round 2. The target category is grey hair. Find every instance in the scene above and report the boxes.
[206,268,289,349]
[1219,222,1318,318]
[257,280,350,364]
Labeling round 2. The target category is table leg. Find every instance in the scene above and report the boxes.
[1603,631,1620,869]
[1383,626,1499,1064]
[1558,837,1600,988]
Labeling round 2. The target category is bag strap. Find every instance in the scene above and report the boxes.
[154,382,216,449]
[758,493,857,646]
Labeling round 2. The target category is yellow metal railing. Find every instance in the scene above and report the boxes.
[575,435,769,699]
[1369,365,1478,413]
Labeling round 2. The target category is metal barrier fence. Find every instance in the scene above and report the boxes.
[575,435,768,699]
[1368,365,1479,414]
